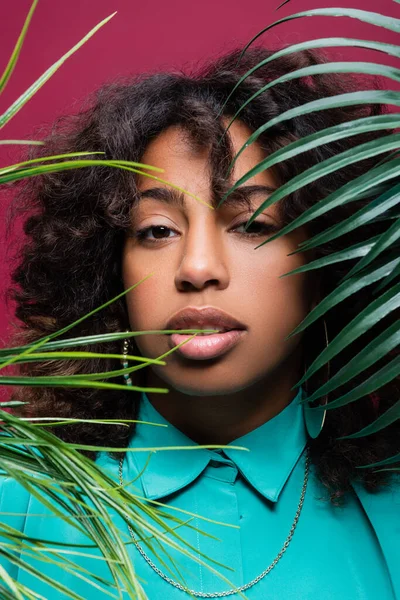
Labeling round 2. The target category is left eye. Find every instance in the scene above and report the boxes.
[135,225,177,241]
[133,220,277,243]
[233,220,277,237]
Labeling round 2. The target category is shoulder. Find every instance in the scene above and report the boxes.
[351,474,400,597]
[351,473,400,519]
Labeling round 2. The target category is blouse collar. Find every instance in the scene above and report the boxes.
[126,386,307,503]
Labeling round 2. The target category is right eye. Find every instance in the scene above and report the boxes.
[134,225,178,243]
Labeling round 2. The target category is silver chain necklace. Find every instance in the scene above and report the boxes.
[118,445,311,598]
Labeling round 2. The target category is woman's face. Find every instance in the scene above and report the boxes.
[122,119,317,396]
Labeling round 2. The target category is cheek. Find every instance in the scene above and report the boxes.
[121,244,170,328]
[235,241,312,332]
[122,236,313,333]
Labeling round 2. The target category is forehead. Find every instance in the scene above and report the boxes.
[136,120,279,209]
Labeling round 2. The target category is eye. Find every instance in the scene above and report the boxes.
[131,219,278,244]
[135,225,177,243]
[233,219,279,237]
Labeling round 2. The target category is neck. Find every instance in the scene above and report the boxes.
[143,350,303,445]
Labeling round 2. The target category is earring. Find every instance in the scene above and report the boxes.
[121,329,133,387]
[303,318,330,439]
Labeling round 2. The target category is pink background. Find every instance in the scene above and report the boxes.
[0,0,399,399]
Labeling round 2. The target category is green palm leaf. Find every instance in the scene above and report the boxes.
[218,36,400,122]
[338,398,399,436]
[226,112,399,185]
[219,91,400,193]
[294,282,400,384]
[220,5,400,446]
[238,8,400,55]
[290,184,400,252]
[221,62,400,144]
[342,217,400,281]
[288,256,400,335]
[280,235,381,276]
[356,452,400,469]
[297,319,400,402]
[252,156,399,250]
[2,1,400,597]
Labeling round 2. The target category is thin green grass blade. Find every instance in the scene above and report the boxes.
[0,582,31,600]
[0,159,154,183]
[0,330,214,383]
[16,419,161,429]
[4,439,247,453]
[0,160,212,210]
[47,449,242,596]
[0,332,206,387]
[0,375,168,393]
[338,400,399,438]
[0,140,44,146]
[0,155,160,177]
[132,171,212,209]
[0,12,117,129]
[0,577,46,600]
[0,0,38,95]
[0,538,122,598]
[0,329,218,358]
[0,350,166,365]
[3,451,138,597]
[0,562,24,600]
[0,274,155,371]
[0,465,92,536]
[0,547,90,600]
[0,418,247,599]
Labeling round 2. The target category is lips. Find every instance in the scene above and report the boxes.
[166,306,247,334]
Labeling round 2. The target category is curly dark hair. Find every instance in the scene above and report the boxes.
[5,44,399,505]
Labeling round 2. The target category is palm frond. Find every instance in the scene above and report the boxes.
[221,6,400,445]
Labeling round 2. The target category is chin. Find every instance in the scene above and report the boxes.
[155,371,253,397]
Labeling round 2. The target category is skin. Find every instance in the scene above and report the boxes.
[122,119,319,445]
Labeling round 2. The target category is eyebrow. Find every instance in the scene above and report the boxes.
[136,184,277,210]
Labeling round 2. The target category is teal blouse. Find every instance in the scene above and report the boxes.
[0,387,399,599]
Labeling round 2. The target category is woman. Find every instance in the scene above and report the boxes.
[1,45,399,599]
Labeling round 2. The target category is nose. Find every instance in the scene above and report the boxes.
[174,217,229,292]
